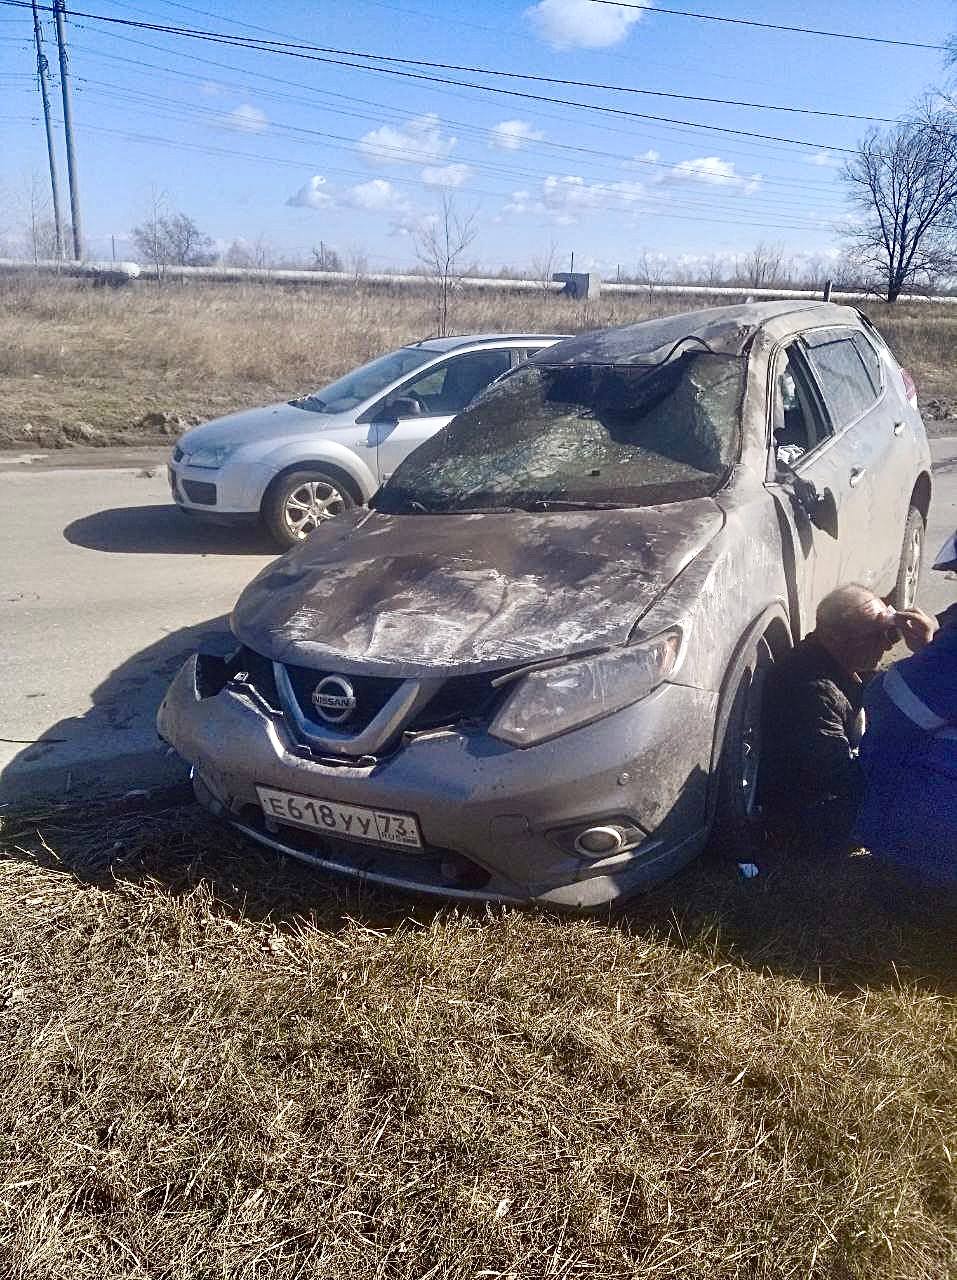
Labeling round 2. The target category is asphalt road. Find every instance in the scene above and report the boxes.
[0,456,275,801]
[1,441,955,803]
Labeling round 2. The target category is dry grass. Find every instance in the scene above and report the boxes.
[1,800,955,1279]
[5,277,956,449]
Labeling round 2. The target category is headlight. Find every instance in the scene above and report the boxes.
[489,628,682,748]
[184,444,236,469]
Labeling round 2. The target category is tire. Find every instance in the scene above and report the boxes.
[261,469,356,549]
[888,504,925,610]
[709,634,774,861]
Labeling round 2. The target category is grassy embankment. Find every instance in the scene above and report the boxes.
[2,277,957,449]
[0,800,955,1279]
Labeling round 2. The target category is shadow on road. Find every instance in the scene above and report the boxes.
[0,615,235,803]
[64,504,276,555]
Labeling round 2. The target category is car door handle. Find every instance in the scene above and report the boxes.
[849,466,867,488]
[893,421,905,436]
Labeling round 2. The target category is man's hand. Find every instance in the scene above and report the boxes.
[892,607,939,653]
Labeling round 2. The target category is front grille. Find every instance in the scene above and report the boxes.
[408,672,504,731]
[182,478,217,505]
[231,647,281,710]
[284,664,401,733]
[238,645,515,743]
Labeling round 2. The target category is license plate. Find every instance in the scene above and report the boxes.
[256,786,423,849]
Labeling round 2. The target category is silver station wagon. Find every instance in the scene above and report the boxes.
[168,333,564,547]
[158,302,932,908]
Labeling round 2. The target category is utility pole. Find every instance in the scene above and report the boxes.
[31,0,63,260]
[52,0,82,260]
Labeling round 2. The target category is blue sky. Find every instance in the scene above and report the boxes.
[1,0,955,270]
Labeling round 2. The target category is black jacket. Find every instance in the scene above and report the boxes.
[760,635,864,812]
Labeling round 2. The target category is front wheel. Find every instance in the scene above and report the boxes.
[710,634,774,860]
[262,469,356,549]
[889,504,925,610]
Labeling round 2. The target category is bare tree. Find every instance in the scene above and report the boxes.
[529,237,558,296]
[636,250,667,299]
[347,246,369,285]
[15,173,60,262]
[223,234,274,269]
[703,253,726,288]
[741,241,784,289]
[841,109,957,302]
[415,194,478,336]
[312,242,343,271]
[132,193,216,277]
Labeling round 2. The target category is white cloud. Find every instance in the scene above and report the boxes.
[223,103,268,134]
[287,174,412,216]
[345,178,408,212]
[489,119,545,151]
[286,175,333,209]
[389,209,438,239]
[358,113,456,167]
[623,148,661,171]
[526,0,647,49]
[420,162,473,188]
[504,173,645,225]
[805,150,841,168]
[668,155,762,194]
[199,80,224,97]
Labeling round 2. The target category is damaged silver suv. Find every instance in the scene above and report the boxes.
[158,302,932,908]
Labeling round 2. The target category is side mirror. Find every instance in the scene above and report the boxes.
[778,460,838,537]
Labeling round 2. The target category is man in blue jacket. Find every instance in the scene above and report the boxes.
[856,532,957,882]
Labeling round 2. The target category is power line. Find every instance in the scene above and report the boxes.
[69,77,842,223]
[75,11,896,123]
[1,2,859,152]
[11,109,833,233]
[68,19,853,174]
[64,51,846,205]
[587,2,949,51]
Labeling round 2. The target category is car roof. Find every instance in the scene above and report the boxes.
[409,333,569,353]
[530,301,861,367]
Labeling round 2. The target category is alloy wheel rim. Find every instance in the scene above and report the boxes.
[903,525,922,608]
[283,480,346,538]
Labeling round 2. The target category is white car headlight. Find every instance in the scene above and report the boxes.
[489,629,682,748]
[184,444,236,470]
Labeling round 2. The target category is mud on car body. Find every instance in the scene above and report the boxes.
[158,302,932,908]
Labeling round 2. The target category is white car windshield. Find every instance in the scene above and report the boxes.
[291,347,437,414]
[376,351,744,513]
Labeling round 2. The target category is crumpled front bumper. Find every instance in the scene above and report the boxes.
[157,655,718,908]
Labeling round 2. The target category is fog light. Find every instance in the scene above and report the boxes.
[574,825,627,858]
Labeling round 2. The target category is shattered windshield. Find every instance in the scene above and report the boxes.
[290,347,436,414]
[376,351,744,513]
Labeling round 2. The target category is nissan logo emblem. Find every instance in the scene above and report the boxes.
[311,675,357,725]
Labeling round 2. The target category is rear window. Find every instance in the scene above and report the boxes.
[804,330,879,430]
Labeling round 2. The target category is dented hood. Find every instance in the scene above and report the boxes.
[231,502,724,676]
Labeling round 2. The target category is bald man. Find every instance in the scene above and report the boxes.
[760,584,922,855]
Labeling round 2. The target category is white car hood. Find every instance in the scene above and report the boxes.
[178,401,356,451]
